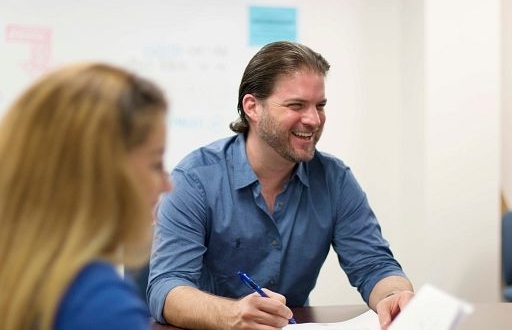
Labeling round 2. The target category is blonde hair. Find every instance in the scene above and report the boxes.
[0,63,167,329]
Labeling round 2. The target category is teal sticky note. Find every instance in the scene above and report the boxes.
[249,6,297,46]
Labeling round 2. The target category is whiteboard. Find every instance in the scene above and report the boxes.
[0,0,360,171]
[0,0,372,306]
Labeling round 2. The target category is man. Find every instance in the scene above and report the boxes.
[148,41,414,330]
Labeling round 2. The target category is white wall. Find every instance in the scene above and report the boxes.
[503,0,512,209]
[423,0,500,301]
[0,0,504,305]
[310,0,502,304]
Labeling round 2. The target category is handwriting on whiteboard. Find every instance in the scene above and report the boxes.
[5,24,53,75]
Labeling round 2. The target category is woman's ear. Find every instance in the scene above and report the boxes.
[242,94,259,122]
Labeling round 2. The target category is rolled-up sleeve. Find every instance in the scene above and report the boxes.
[332,168,406,304]
[147,169,208,324]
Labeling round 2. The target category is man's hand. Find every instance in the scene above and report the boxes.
[376,290,414,330]
[164,286,294,330]
[230,288,294,329]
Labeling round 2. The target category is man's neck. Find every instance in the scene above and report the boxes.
[245,135,296,212]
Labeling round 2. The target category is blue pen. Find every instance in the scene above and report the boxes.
[237,271,297,324]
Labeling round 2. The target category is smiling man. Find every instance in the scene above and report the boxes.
[148,41,414,330]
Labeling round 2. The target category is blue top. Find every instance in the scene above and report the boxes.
[148,134,406,324]
[55,261,150,330]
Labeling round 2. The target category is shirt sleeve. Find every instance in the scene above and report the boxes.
[147,167,208,324]
[331,167,407,304]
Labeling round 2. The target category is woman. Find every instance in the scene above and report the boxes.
[0,63,172,329]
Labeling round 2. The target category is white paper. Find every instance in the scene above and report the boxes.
[388,283,473,330]
[284,310,380,330]
[285,284,472,330]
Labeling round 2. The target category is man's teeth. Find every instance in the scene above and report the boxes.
[294,132,313,138]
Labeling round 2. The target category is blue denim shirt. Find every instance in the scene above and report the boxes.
[148,134,405,323]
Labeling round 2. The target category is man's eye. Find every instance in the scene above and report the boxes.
[287,103,304,110]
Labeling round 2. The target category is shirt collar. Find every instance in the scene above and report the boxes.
[233,134,258,189]
[295,161,310,187]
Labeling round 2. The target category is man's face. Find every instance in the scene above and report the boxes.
[256,70,326,163]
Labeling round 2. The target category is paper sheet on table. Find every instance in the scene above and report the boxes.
[388,283,473,330]
[284,310,380,330]
[285,283,473,330]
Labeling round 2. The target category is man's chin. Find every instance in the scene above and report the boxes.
[290,152,315,163]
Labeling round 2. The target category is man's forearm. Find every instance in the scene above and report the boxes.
[163,285,237,330]
[368,275,413,310]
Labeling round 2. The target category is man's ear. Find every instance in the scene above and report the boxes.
[242,94,259,122]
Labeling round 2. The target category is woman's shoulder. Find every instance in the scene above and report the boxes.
[55,261,150,330]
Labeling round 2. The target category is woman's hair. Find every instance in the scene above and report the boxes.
[0,62,167,329]
[230,41,330,133]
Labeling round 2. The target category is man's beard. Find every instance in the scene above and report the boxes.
[258,111,318,163]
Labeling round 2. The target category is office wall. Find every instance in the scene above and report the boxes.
[308,0,502,305]
[504,0,512,209]
[313,0,502,305]
[424,0,500,300]
[0,0,503,305]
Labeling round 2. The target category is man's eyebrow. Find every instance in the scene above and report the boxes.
[279,98,327,103]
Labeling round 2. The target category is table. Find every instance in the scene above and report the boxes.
[152,303,512,329]
[457,303,512,330]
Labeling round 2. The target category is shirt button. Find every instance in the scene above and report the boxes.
[269,279,275,285]
[271,239,279,246]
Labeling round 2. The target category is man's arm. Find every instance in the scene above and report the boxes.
[369,276,414,330]
[163,285,294,330]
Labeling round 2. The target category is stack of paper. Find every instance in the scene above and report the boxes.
[388,283,473,330]
[285,283,473,330]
